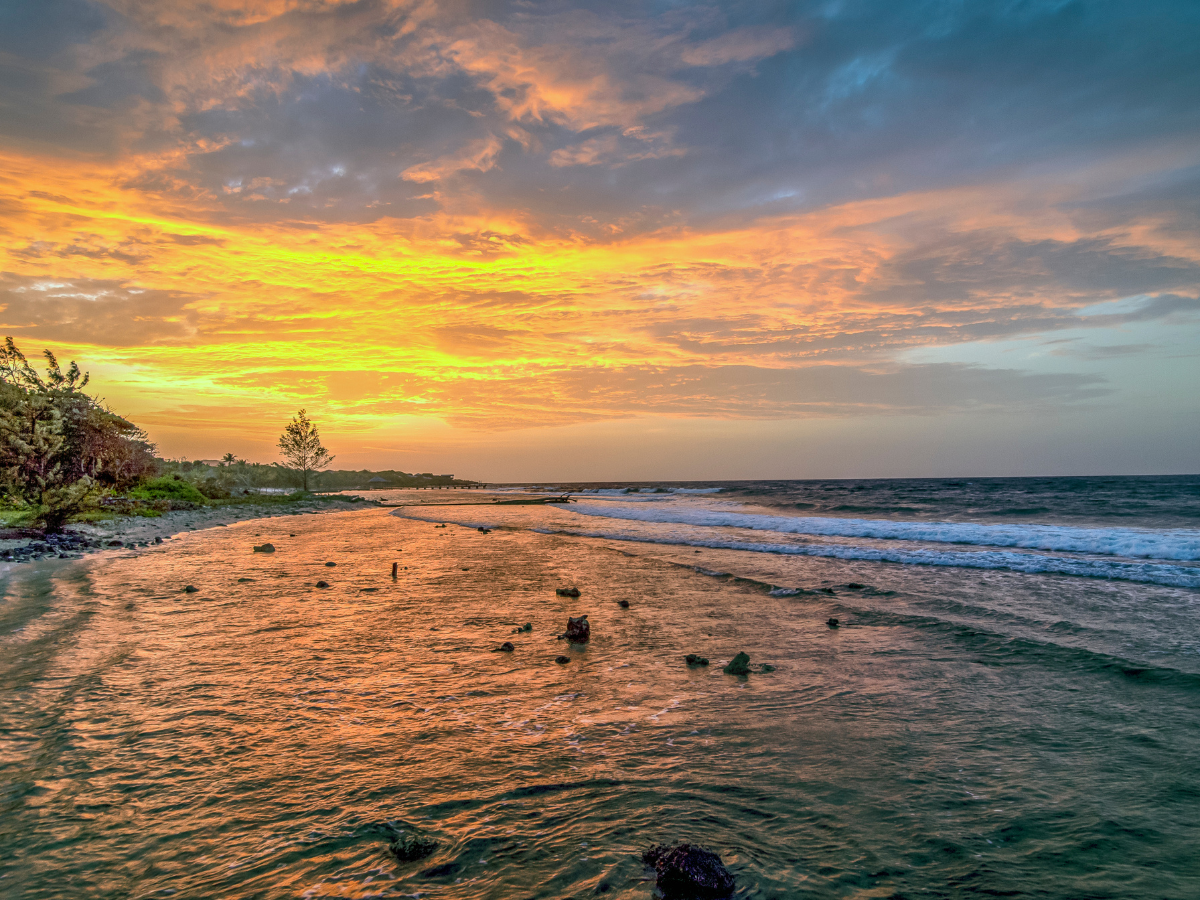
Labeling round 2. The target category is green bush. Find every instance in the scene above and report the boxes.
[130,477,208,505]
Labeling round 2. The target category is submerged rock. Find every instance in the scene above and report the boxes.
[316,580,330,588]
[496,641,515,652]
[477,526,491,534]
[562,614,590,643]
[642,843,735,899]
[617,599,630,608]
[183,585,199,594]
[512,623,533,634]
[685,654,709,667]
[827,617,840,628]
[723,652,751,675]
[846,582,863,590]
[555,655,570,664]
[325,561,336,567]
[253,543,275,553]
[389,832,439,862]
[237,577,254,583]
[556,587,581,597]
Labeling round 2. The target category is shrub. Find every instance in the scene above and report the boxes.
[129,477,208,505]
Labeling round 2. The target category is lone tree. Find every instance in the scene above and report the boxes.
[277,409,334,491]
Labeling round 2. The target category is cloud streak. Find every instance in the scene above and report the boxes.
[0,0,1197,469]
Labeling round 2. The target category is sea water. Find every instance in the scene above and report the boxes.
[1,476,1198,898]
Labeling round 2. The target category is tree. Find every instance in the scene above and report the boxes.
[277,409,334,491]
[0,338,155,530]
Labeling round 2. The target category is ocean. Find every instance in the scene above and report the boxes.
[1,475,1198,898]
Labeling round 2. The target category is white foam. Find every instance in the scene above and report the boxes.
[553,527,1200,589]
[566,503,1200,561]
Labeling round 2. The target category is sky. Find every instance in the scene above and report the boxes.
[0,0,1197,481]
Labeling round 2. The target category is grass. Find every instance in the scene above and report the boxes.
[0,487,371,533]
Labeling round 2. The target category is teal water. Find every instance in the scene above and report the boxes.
[2,495,1199,898]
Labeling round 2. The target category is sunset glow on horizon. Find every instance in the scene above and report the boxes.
[2,0,1198,479]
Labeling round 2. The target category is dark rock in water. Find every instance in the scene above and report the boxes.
[325,561,336,567]
[827,617,840,628]
[183,585,199,593]
[477,526,491,533]
[497,641,515,652]
[642,843,735,899]
[238,577,254,583]
[556,587,581,597]
[819,587,836,594]
[513,623,533,633]
[253,543,275,553]
[563,614,590,643]
[106,539,123,547]
[759,664,776,673]
[389,832,438,862]
[316,580,330,588]
[723,651,751,675]
[555,655,570,664]
[685,654,709,667]
[846,582,863,590]
[617,599,630,608]
[419,861,459,878]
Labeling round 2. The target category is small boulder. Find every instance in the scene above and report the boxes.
[183,585,199,593]
[154,537,163,544]
[642,843,734,900]
[556,587,581,597]
[723,652,751,675]
[563,614,590,643]
[827,617,840,628]
[685,654,709,667]
[555,655,570,664]
[316,580,330,588]
[389,832,438,862]
[617,599,630,608]
[253,543,276,553]
[325,561,336,567]
[496,641,515,652]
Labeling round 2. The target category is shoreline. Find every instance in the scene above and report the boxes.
[0,497,374,564]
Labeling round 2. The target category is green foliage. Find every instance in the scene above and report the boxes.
[277,409,335,491]
[0,337,157,530]
[129,477,208,505]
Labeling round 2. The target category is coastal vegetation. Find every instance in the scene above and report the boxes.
[0,338,475,534]
[277,409,335,492]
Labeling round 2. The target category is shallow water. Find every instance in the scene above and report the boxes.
[2,496,1199,898]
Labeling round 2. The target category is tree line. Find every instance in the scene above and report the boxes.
[0,339,467,531]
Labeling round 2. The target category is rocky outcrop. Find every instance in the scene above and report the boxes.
[389,832,438,862]
[561,614,590,643]
[722,652,751,675]
[642,843,735,899]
